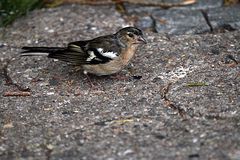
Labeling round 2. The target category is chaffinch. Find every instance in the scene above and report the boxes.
[21,27,147,76]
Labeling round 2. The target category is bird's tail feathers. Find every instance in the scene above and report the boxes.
[20,46,86,64]
[21,52,50,56]
[21,47,65,56]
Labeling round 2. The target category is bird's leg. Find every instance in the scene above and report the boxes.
[83,71,105,91]
[83,71,95,88]
[73,67,98,89]
[110,73,130,81]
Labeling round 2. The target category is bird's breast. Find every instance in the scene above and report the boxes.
[82,58,123,76]
[120,45,138,65]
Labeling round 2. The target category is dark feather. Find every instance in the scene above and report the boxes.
[21,34,122,65]
[21,47,65,53]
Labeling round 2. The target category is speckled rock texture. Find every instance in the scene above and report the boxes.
[0,4,239,160]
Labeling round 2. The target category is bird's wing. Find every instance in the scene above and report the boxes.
[47,44,90,64]
[48,35,121,65]
[69,35,121,65]
[85,35,121,61]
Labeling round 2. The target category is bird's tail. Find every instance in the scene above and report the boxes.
[21,47,65,56]
[20,46,86,64]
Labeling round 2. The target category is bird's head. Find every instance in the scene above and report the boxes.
[116,27,147,47]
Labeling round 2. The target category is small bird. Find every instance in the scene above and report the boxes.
[21,27,147,76]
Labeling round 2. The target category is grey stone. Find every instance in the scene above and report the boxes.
[124,0,223,14]
[173,0,223,10]
[124,3,158,15]
[0,3,240,160]
[124,0,184,15]
[152,9,210,35]
[124,0,195,15]
[135,16,154,30]
[207,5,240,30]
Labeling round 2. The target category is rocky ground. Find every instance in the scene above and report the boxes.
[0,1,239,160]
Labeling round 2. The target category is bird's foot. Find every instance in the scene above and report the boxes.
[110,74,130,81]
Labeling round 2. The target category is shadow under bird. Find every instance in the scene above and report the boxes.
[21,27,147,76]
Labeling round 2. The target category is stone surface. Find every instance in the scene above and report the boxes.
[124,3,158,15]
[173,0,223,10]
[0,4,127,49]
[135,16,154,31]
[152,9,210,35]
[0,3,240,160]
[124,0,223,15]
[207,5,240,30]
[124,0,226,34]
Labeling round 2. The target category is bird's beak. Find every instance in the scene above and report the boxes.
[137,36,147,44]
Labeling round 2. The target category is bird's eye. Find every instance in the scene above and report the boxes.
[127,33,134,38]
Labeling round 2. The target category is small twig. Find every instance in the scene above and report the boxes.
[2,59,31,92]
[161,83,186,117]
[186,82,208,87]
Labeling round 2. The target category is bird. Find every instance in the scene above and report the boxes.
[21,27,147,76]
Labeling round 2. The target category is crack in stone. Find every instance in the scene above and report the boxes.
[150,14,158,33]
[201,10,213,32]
